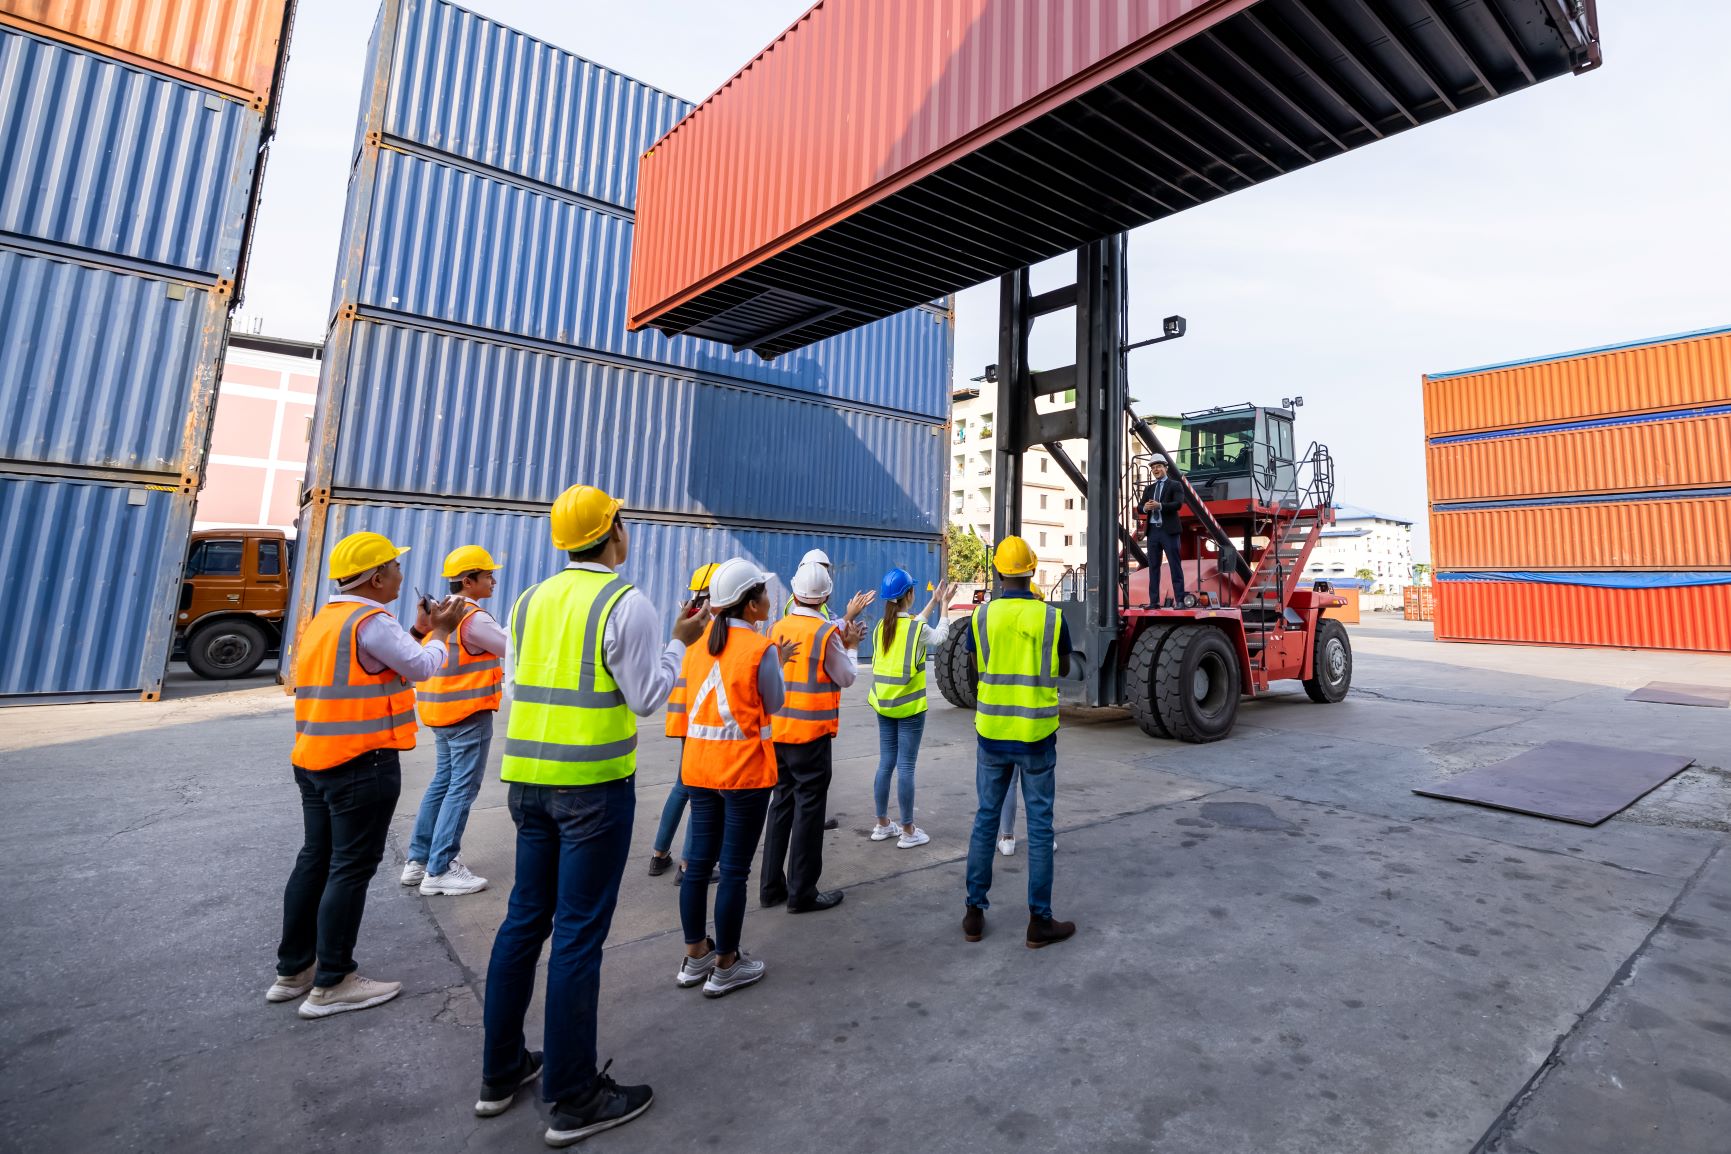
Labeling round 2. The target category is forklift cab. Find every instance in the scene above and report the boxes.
[1174,404,1296,504]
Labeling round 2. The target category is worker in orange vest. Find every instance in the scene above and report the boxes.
[401,545,507,898]
[650,562,719,882]
[270,531,466,1019]
[674,559,797,997]
[759,559,869,912]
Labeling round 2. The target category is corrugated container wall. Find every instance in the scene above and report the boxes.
[1424,324,1731,653]
[289,0,952,678]
[0,6,293,700]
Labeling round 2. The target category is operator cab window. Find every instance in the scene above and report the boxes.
[187,539,243,576]
[258,539,282,576]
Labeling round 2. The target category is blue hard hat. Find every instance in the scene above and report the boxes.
[879,567,914,601]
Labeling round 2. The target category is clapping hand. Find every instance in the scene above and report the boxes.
[428,595,468,633]
[775,637,804,667]
[841,619,868,648]
[843,589,876,622]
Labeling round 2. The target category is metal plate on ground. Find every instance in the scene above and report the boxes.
[1625,682,1731,708]
[1414,741,1696,826]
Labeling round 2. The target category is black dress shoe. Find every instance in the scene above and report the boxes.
[759,891,786,909]
[787,890,844,913]
[823,817,839,830]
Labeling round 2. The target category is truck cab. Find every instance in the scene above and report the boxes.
[176,529,291,679]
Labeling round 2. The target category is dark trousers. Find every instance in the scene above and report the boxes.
[759,737,834,906]
[681,786,773,957]
[482,778,635,1105]
[277,749,401,987]
[1147,527,1185,604]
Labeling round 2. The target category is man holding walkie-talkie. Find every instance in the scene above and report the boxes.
[1140,458,1186,608]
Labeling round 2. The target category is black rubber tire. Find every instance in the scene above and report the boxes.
[1124,623,1177,739]
[186,618,269,680]
[933,622,977,709]
[1153,623,1241,744]
[1303,618,1353,704]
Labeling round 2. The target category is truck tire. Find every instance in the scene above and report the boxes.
[1154,623,1241,743]
[933,625,976,709]
[186,618,270,680]
[1303,618,1353,703]
[1124,623,1176,739]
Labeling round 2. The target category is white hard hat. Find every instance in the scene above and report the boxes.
[800,548,831,568]
[708,558,768,610]
[791,560,833,602]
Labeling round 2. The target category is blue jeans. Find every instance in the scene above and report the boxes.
[966,740,1057,918]
[873,711,927,826]
[680,786,772,956]
[999,767,1020,838]
[652,767,693,859]
[407,712,492,875]
[482,777,634,1105]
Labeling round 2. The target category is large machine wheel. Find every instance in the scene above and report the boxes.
[1303,618,1353,703]
[933,626,977,709]
[186,617,270,680]
[1154,623,1241,743]
[1124,623,1177,739]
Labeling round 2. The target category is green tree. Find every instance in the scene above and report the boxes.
[1412,563,1432,586]
[947,524,990,581]
[1354,567,1377,593]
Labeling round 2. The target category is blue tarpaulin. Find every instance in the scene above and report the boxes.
[1437,571,1731,589]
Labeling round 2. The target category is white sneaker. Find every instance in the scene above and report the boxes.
[297,973,402,1019]
[870,821,902,842]
[266,966,314,1003]
[897,827,930,849]
[400,860,426,886]
[420,858,488,896]
[997,836,1016,857]
[677,942,717,988]
[702,951,765,998]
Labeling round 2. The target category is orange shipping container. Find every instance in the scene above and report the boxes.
[1402,586,1435,622]
[1431,495,1731,571]
[1426,411,1731,503]
[0,0,290,106]
[1433,579,1731,654]
[1323,587,1360,625]
[1424,324,1731,437]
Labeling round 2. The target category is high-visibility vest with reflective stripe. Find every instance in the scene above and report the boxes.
[971,599,1063,742]
[783,595,830,619]
[664,672,689,738]
[679,623,778,790]
[867,617,927,718]
[417,605,504,727]
[770,612,840,742]
[292,602,418,771]
[501,569,637,786]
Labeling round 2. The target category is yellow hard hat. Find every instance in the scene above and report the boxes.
[442,545,502,578]
[993,535,1037,577]
[550,484,624,551]
[328,531,409,581]
[689,562,720,592]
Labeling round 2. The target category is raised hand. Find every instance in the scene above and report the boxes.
[775,637,804,667]
[844,589,877,622]
[671,602,709,646]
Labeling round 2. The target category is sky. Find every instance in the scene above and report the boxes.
[241,0,1731,560]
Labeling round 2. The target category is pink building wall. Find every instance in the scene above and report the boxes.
[196,333,321,535]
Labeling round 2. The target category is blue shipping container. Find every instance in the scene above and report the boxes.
[318,316,942,531]
[0,245,228,478]
[0,25,262,279]
[0,473,191,700]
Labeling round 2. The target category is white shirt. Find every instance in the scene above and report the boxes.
[788,602,860,688]
[454,597,508,657]
[331,594,446,681]
[503,563,685,717]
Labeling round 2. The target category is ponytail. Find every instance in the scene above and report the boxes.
[708,582,766,656]
[882,590,910,648]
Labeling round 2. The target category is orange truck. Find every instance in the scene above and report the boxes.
[175,528,292,679]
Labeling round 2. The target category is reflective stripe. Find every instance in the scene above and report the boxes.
[295,682,403,700]
[331,603,375,686]
[296,709,417,736]
[503,734,639,763]
[974,603,991,667]
[1041,606,1059,679]
[978,672,1058,688]
[776,706,840,721]
[687,663,746,740]
[689,723,773,741]
[512,683,627,709]
[665,702,687,714]
[416,684,503,704]
[974,701,1061,720]
[870,690,926,708]
[509,582,543,653]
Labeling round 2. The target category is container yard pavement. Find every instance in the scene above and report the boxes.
[3,621,1728,1154]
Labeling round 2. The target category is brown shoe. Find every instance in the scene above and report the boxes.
[962,906,985,942]
[1026,915,1076,949]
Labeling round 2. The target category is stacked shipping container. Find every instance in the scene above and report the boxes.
[0,0,293,701]
[1423,325,1731,653]
[288,0,952,672]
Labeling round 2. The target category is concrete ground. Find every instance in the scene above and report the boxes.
[2,621,1728,1153]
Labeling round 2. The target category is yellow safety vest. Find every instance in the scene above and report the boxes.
[867,617,927,718]
[501,569,637,785]
[971,599,1062,742]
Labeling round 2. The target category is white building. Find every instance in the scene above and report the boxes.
[1303,503,1415,591]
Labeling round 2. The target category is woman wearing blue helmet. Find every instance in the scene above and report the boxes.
[866,568,956,847]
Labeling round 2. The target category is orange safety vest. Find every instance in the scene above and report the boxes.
[770,611,839,743]
[417,604,504,728]
[292,602,418,771]
[665,671,689,738]
[678,622,778,791]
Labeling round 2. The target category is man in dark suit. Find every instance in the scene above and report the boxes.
[1140,459,1186,607]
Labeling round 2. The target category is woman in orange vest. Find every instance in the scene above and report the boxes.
[673,559,795,998]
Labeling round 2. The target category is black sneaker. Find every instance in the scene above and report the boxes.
[474,1049,542,1117]
[647,853,673,877]
[544,1061,653,1147]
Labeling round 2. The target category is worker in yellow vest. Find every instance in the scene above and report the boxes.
[759,559,867,912]
[961,537,1076,949]
[674,559,796,996]
[867,569,956,848]
[650,562,719,881]
[271,531,466,1020]
[478,485,706,1145]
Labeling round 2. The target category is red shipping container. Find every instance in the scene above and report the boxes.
[628,0,1599,357]
[1431,495,1731,571]
[1433,579,1731,654]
